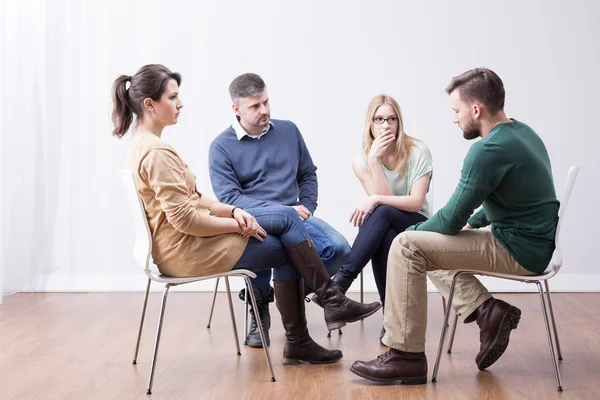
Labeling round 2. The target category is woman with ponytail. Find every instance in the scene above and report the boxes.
[112,64,381,365]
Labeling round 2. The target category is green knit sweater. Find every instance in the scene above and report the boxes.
[407,119,559,274]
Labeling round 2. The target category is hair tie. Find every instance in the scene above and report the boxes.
[125,76,132,91]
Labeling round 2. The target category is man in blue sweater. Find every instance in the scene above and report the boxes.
[209,73,351,348]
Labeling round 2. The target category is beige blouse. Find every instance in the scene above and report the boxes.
[128,131,248,277]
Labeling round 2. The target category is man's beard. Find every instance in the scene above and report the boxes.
[462,118,481,140]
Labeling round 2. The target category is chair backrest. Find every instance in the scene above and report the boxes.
[120,169,155,276]
[547,165,580,274]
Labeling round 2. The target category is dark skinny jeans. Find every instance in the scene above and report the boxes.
[337,205,427,305]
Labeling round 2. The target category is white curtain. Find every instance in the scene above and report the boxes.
[1,0,53,302]
[1,0,141,299]
[0,0,200,297]
[0,0,4,302]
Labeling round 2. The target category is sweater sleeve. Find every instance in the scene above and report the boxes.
[140,148,217,237]
[468,208,491,228]
[208,140,279,209]
[294,125,318,214]
[406,142,502,234]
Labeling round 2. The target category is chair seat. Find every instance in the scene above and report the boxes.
[448,268,556,283]
[147,269,258,285]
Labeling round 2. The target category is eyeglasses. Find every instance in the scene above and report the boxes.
[372,116,399,125]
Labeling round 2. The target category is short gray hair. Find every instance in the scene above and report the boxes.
[229,73,266,103]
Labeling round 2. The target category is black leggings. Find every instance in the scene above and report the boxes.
[337,205,427,305]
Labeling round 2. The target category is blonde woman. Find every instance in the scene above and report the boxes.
[317,95,433,342]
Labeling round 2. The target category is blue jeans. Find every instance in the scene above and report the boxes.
[237,211,350,296]
[232,207,340,282]
[337,205,427,304]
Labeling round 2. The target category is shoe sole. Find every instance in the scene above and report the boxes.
[246,342,269,348]
[283,354,344,365]
[477,306,521,370]
[246,334,270,348]
[349,366,427,385]
[326,304,383,331]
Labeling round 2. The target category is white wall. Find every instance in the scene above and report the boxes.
[2,0,599,294]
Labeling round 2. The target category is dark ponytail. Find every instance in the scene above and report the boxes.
[111,75,133,137]
[111,65,182,138]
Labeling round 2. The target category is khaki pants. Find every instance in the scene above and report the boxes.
[382,228,534,352]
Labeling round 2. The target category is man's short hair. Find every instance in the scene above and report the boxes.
[229,73,266,103]
[446,68,505,115]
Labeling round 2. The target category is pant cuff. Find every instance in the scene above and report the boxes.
[461,293,492,323]
[381,335,425,353]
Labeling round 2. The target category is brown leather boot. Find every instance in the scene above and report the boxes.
[274,280,343,364]
[285,239,382,330]
[470,297,522,370]
[350,348,428,384]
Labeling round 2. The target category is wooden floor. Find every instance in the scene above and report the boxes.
[1,291,599,400]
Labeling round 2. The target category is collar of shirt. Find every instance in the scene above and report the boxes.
[233,118,274,140]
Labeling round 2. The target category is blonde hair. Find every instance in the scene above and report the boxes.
[362,94,415,175]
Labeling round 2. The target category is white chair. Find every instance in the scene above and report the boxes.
[120,169,276,395]
[432,166,579,392]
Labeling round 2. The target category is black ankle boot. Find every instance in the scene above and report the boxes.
[310,273,354,307]
[274,280,343,364]
[285,239,381,331]
[239,287,273,348]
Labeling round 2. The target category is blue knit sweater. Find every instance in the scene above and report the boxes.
[208,119,319,214]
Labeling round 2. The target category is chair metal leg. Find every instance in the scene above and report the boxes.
[536,282,563,392]
[357,270,364,327]
[326,328,343,337]
[544,280,563,360]
[206,278,220,329]
[441,296,449,327]
[132,278,151,365]
[441,295,447,316]
[360,270,364,304]
[244,276,276,382]
[447,313,459,354]
[224,277,241,356]
[146,284,172,395]
[432,273,462,382]
[244,281,249,345]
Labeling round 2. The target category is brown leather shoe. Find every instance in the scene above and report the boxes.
[473,298,522,370]
[350,349,427,384]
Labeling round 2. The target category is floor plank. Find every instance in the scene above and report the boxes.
[1,290,598,400]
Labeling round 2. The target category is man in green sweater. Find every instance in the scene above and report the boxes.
[351,68,559,384]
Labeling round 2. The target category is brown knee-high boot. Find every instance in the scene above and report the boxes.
[274,280,343,364]
[285,239,382,330]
